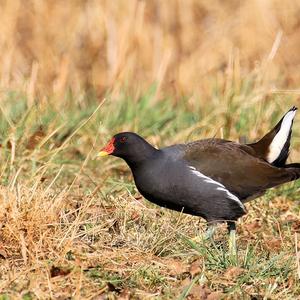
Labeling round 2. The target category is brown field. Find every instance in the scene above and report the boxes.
[0,1,299,299]
[0,0,300,99]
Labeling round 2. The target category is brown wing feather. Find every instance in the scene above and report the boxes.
[184,139,295,201]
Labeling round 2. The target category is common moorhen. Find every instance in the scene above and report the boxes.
[99,107,299,252]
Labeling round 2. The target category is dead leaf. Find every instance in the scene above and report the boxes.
[189,285,210,300]
[189,259,202,277]
[168,259,188,276]
[244,220,261,233]
[207,291,224,300]
[130,211,140,222]
[264,237,282,252]
[224,267,244,280]
[180,277,191,288]
[50,266,71,277]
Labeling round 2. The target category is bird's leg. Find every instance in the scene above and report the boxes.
[204,223,217,240]
[227,221,237,260]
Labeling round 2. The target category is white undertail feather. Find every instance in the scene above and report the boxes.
[267,110,296,163]
[189,166,245,210]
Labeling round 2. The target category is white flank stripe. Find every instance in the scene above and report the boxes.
[189,166,245,210]
[267,110,296,163]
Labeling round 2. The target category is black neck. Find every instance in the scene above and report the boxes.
[123,144,159,170]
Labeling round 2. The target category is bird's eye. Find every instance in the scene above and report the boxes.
[120,137,127,143]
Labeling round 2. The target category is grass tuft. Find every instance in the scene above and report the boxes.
[0,77,298,298]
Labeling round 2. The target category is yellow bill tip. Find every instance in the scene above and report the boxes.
[97,151,109,157]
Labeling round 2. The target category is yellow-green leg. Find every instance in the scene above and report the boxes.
[228,221,237,260]
[204,223,217,240]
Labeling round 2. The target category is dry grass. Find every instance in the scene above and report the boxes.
[0,0,300,100]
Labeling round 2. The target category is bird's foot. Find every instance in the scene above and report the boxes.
[203,224,217,241]
[190,224,216,244]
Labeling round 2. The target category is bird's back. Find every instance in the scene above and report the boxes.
[183,138,299,201]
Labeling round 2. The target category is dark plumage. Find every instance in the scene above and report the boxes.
[99,107,300,244]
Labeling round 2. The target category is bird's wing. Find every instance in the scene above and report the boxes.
[183,139,294,201]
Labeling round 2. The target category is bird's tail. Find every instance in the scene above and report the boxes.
[248,106,297,167]
[284,163,300,181]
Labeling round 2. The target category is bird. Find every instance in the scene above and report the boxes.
[98,107,300,254]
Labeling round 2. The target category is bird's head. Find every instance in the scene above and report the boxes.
[98,132,157,164]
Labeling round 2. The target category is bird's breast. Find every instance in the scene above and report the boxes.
[132,159,194,201]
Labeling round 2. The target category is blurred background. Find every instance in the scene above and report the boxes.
[1,2,300,298]
[1,0,300,102]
